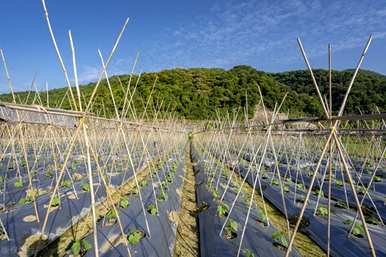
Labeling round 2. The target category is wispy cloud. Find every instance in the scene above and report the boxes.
[140,0,386,71]
[78,57,139,83]
[79,65,100,83]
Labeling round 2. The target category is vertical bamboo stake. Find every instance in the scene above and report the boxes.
[69,30,101,257]
[46,81,49,108]
[41,0,78,111]
[0,49,16,103]
[327,43,332,257]
[82,124,99,257]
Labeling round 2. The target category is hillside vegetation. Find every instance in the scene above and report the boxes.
[1,65,385,119]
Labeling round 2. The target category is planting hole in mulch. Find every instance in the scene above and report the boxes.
[217,202,229,218]
[66,191,77,200]
[193,202,209,216]
[223,219,238,240]
[147,204,158,216]
[0,227,7,240]
[23,215,37,223]
[289,215,310,229]
[272,231,289,251]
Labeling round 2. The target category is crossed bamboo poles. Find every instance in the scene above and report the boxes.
[193,34,381,256]
[199,91,291,256]
[285,35,376,257]
[1,4,384,256]
[0,1,183,256]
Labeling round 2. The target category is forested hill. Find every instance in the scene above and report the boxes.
[270,69,386,116]
[0,65,385,119]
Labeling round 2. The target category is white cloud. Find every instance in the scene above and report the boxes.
[141,0,386,71]
[78,65,100,83]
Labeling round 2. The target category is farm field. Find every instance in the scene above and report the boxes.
[1,1,386,257]
[1,109,385,257]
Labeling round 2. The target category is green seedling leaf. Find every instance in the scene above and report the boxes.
[14,179,23,189]
[119,197,129,208]
[272,231,289,249]
[257,210,267,225]
[140,180,148,188]
[147,204,158,216]
[217,202,229,217]
[62,179,72,188]
[81,183,90,192]
[224,219,238,240]
[243,249,255,257]
[51,195,60,207]
[316,206,328,217]
[127,229,145,245]
[212,190,220,199]
[106,209,117,221]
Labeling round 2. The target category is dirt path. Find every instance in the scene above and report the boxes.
[173,143,199,257]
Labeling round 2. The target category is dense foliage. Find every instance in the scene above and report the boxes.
[1,66,384,119]
[270,69,386,116]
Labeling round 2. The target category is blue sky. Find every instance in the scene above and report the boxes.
[1,0,386,93]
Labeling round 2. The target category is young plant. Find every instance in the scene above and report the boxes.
[296,183,304,190]
[335,179,343,187]
[355,185,365,195]
[257,210,267,225]
[18,197,32,206]
[313,189,324,197]
[272,179,279,186]
[157,192,167,201]
[31,169,38,176]
[119,196,129,209]
[343,220,364,238]
[243,249,255,257]
[161,181,168,190]
[105,209,118,223]
[81,183,90,192]
[272,230,289,249]
[51,195,60,207]
[127,229,145,245]
[212,190,220,199]
[335,200,346,209]
[140,180,148,188]
[224,219,238,240]
[365,214,381,225]
[217,202,229,217]
[147,204,158,216]
[166,173,174,183]
[316,206,328,217]
[14,179,23,189]
[70,163,77,173]
[62,179,72,189]
[374,176,382,182]
[70,239,92,256]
